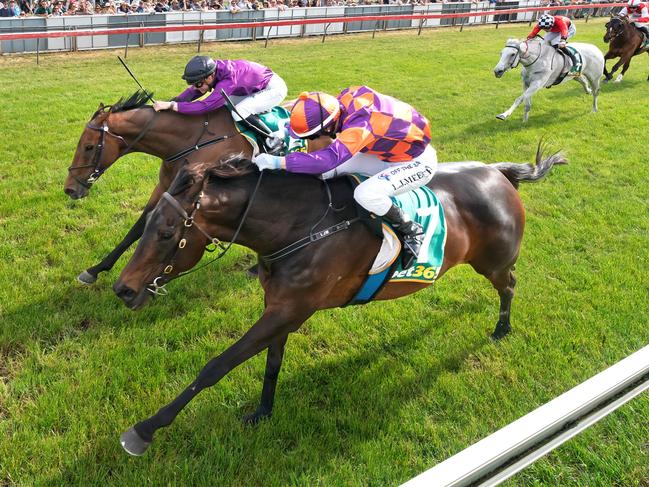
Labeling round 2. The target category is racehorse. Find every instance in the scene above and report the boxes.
[64,91,280,285]
[493,38,604,122]
[603,16,649,82]
[112,147,566,455]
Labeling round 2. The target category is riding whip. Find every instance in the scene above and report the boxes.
[117,55,156,103]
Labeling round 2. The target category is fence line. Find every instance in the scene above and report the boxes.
[0,2,624,53]
[402,344,649,487]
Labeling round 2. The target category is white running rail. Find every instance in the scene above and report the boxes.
[402,344,649,487]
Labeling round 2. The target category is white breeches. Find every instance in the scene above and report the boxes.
[322,146,438,216]
[230,74,288,120]
[544,24,576,46]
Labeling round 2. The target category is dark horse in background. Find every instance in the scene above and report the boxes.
[64,90,266,285]
[112,148,566,455]
[603,16,649,82]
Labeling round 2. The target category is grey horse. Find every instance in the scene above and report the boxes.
[493,38,605,122]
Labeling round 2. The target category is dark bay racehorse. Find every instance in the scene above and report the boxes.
[603,16,649,82]
[113,148,566,455]
[64,90,253,285]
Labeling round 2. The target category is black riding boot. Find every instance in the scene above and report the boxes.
[244,114,284,155]
[559,46,580,74]
[383,204,424,269]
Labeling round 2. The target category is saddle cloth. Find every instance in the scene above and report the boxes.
[347,176,447,305]
[234,105,307,156]
[549,46,583,87]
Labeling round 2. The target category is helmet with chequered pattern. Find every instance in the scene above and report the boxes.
[538,14,555,29]
[289,91,341,138]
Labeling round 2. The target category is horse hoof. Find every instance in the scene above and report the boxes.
[243,409,271,425]
[246,265,259,279]
[490,323,511,341]
[496,114,506,121]
[77,270,97,285]
[120,427,151,456]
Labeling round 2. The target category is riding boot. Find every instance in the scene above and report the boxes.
[244,114,285,155]
[560,46,580,75]
[382,204,424,269]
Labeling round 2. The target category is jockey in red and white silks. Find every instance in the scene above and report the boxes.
[619,0,649,22]
[528,14,576,47]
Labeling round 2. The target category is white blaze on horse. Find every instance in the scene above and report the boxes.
[493,38,605,122]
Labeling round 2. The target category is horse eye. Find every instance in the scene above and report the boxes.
[159,230,174,240]
[85,144,94,151]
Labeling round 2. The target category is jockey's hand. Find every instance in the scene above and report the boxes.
[153,101,177,112]
[253,153,284,171]
[558,40,567,49]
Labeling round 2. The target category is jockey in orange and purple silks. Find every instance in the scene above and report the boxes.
[252,86,438,267]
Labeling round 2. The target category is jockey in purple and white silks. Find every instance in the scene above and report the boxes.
[252,86,439,267]
[153,56,288,153]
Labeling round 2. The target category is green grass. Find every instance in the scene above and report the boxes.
[1,19,649,486]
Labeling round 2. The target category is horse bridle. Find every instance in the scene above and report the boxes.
[605,19,625,41]
[146,170,265,296]
[67,113,158,189]
[146,170,355,296]
[505,40,543,69]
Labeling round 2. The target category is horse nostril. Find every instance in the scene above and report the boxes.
[64,187,77,198]
[114,283,137,300]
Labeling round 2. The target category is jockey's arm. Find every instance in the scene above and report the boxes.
[173,86,202,103]
[174,78,235,116]
[638,5,649,19]
[284,110,375,174]
[619,6,629,16]
[557,17,570,39]
[527,24,541,39]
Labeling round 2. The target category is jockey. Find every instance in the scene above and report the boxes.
[528,14,580,72]
[252,86,438,268]
[619,0,649,35]
[153,56,288,154]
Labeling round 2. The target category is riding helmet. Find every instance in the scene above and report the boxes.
[182,56,217,84]
[289,91,341,138]
[538,13,555,29]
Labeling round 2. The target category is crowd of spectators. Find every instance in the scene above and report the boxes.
[0,0,618,18]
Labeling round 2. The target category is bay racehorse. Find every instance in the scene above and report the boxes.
[112,147,566,455]
[64,90,255,285]
[493,38,604,122]
[603,16,649,82]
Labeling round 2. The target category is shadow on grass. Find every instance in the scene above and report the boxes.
[40,291,498,486]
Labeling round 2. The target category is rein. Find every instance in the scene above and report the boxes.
[147,169,265,296]
[147,173,357,295]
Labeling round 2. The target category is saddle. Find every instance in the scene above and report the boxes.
[632,23,649,49]
[548,46,583,88]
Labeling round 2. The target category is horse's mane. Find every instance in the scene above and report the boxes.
[91,89,154,119]
[167,155,257,197]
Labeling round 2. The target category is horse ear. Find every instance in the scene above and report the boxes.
[97,102,105,111]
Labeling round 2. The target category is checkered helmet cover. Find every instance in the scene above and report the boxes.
[538,14,555,29]
[289,91,341,138]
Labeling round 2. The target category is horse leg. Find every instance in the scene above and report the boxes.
[120,306,310,456]
[243,333,289,424]
[616,58,633,83]
[78,184,164,284]
[589,73,601,112]
[608,57,628,83]
[575,76,592,95]
[497,79,545,122]
[603,51,615,82]
[488,268,517,340]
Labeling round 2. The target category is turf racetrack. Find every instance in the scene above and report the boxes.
[1,18,648,486]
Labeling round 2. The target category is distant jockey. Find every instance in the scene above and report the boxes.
[251,86,439,268]
[618,0,649,36]
[528,14,580,73]
[153,56,288,154]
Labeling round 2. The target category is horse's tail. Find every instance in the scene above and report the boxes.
[492,143,567,190]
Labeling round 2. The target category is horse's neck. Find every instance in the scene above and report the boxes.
[206,172,355,256]
[110,109,224,160]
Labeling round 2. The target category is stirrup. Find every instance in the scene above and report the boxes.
[264,136,285,155]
